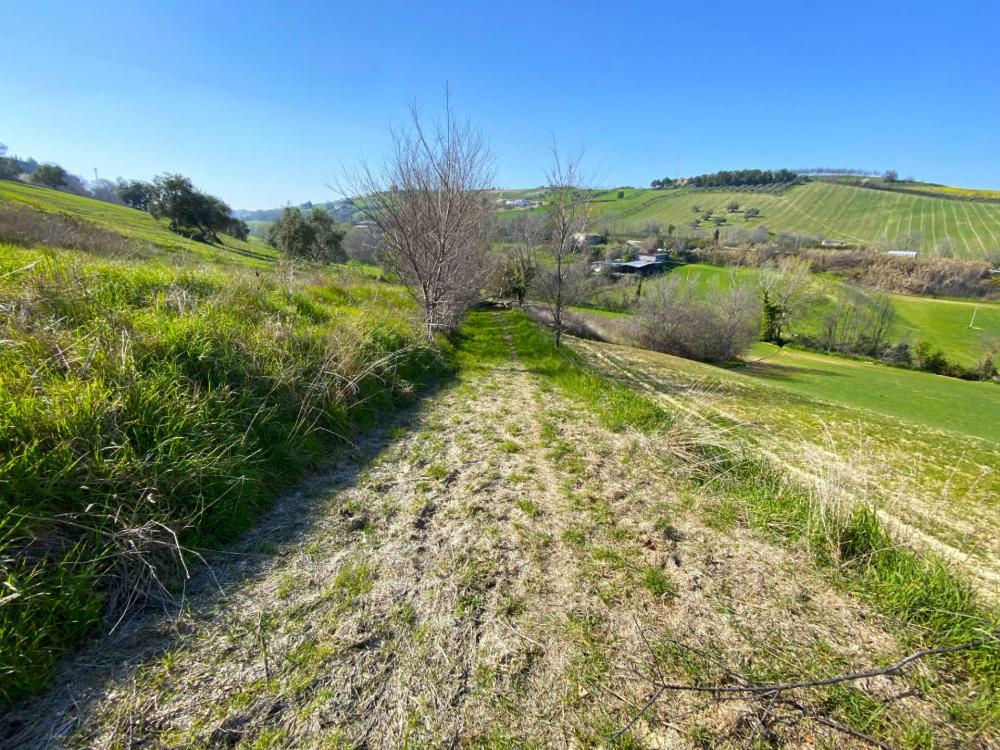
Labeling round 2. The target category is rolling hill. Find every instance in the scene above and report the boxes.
[2,178,998,748]
[503,180,1000,258]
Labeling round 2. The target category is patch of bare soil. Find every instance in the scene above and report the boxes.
[0,317,975,748]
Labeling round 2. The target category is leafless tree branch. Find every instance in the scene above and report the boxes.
[337,91,496,339]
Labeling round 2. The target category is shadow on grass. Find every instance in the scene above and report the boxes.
[0,373,456,748]
[738,360,848,380]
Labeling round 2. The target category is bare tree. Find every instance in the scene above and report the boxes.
[818,286,896,356]
[934,236,955,258]
[343,224,380,265]
[339,96,495,339]
[635,275,760,362]
[536,143,590,346]
[758,257,813,343]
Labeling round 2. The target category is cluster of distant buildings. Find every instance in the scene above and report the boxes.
[567,234,672,275]
[495,197,541,210]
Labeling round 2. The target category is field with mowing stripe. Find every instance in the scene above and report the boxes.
[571,334,1000,593]
[509,181,1000,258]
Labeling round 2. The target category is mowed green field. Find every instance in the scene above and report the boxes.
[645,263,1000,366]
[0,180,279,267]
[543,181,1000,258]
[742,342,999,441]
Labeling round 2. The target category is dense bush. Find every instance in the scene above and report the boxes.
[267,206,346,263]
[0,246,442,705]
[913,340,997,380]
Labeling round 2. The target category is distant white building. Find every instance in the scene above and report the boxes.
[496,198,541,209]
[887,250,918,258]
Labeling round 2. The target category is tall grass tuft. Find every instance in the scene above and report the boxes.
[0,244,442,705]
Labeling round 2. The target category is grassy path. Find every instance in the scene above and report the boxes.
[2,312,993,748]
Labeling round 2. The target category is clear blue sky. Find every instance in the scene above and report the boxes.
[2,1,998,208]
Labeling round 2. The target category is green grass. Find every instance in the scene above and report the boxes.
[835,178,1000,202]
[0,179,279,266]
[702,458,1000,735]
[0,243,443,706]
[738,342,1000,441]
[492,311,668,432]
[468,311,999,738]
[573,334,999,586]
[891,294,1000,367]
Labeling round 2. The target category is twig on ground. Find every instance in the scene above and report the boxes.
[613,618,998,746]
[257,612,272,687]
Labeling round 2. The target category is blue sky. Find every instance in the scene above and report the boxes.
[2,1,998,208]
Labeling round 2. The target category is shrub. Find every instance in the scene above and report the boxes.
[914,340,949,374]
[30,164,67,189]
[634,276,760,362]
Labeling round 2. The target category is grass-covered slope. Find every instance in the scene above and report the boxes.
[0,180,279,266]
[509,181,1000,258]
[573,334,999,586]
[739,341,1000,441]
[0,244,442,705]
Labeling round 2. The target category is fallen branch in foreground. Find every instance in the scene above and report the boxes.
[615,624,999,747]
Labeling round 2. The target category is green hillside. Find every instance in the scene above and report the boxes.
[509,181,1000,258]
[0,180,279,266]
[571,335,1000,585]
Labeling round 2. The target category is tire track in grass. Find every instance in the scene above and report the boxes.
[958,200,987,255]
[781,184,867,243]
[929,192,938,248]
[970,200,1000,251]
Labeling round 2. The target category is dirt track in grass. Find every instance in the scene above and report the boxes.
[1,312,980,749]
